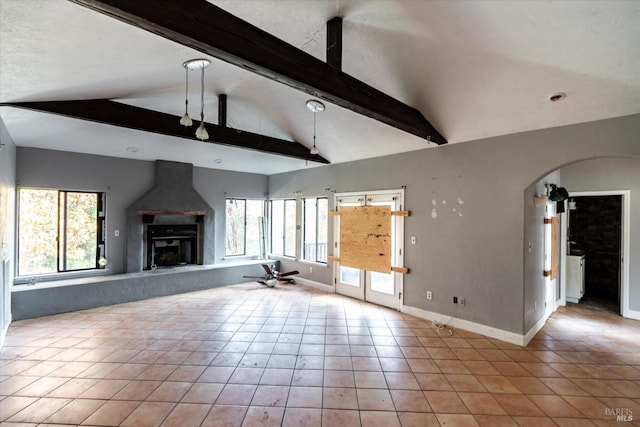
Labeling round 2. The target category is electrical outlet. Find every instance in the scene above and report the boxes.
[453,296,458,304]
[460,298,465,306]
[427,291,432,300]
[309,266,313,273]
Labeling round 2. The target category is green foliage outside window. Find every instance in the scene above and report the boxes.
[225,199,246,256]
[226,199,264,257]
[18,189,101,276]
[18,189,58,275]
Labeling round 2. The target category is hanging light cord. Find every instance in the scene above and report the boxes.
[200,66,205,122]
[184,67,189,113]
[312,111,317,150]
[194,63,209,140]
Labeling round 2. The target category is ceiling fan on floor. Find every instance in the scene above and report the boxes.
[243,264,299,287]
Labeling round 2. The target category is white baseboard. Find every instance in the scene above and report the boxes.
[623,308,640,321]
[0,324,7,349]
[523,314,549,346]
[402,305,528,346]
[292,277,334,293]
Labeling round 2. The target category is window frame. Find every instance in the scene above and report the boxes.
[302,196,329,264]
[269,198,297,258]
[17,188,106,277]
[224,198,265,258]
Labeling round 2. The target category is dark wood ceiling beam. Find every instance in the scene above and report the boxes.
[327,17,343,71]
[67,0,447,145]
[2,100,329,164]
[218,94,227,128]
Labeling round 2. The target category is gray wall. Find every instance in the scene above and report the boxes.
[16,148,268,274]
[0,118,17,345]
[10,114,640,336]
[561,157,640,311]
[270,114,640,334]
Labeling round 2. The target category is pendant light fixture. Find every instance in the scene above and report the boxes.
[181,58,211,140]
[306,99,325,155]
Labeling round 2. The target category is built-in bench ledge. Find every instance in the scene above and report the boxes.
[11,260,276,321]
[138,209,207,216]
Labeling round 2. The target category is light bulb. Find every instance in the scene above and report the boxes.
[180,113,192,127]
[195,122,209,140]
[310,146,319,155]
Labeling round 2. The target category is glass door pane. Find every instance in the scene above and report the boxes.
[370,271,394,295]
[340,266,361,287]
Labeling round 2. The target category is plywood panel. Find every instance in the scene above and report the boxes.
[339,205,391,273]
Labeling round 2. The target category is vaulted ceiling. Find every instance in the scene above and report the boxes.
[1,0,639,175]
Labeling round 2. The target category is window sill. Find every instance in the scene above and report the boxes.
[268,254,297,262]
[14,268,110,286]
[267,255,327,268]
[221,255,263,262]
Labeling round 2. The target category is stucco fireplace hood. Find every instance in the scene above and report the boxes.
[133,160,211,215]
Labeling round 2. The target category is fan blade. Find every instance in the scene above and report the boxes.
[262,264,274,275]
[279,270,299,277]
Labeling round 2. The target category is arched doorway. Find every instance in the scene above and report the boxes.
[524,156,638,333]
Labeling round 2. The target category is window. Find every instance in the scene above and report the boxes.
[18,188,105,276]
[303,197,328,263]
[270,199,296,257]
[225,199,265,257]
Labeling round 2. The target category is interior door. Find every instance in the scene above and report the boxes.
[334,191,404,310]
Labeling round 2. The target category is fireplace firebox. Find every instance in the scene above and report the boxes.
[145,224,199,269]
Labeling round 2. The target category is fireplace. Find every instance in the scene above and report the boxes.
[146,224,200,270]
[126,160,215,272]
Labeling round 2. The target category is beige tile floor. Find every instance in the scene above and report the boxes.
[1,282,640,426]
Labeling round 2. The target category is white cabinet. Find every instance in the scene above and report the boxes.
[566,255,585,303]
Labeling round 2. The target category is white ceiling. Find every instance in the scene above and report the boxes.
[1,0,639,175]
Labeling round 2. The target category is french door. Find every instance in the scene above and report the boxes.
[334,190,404,310]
